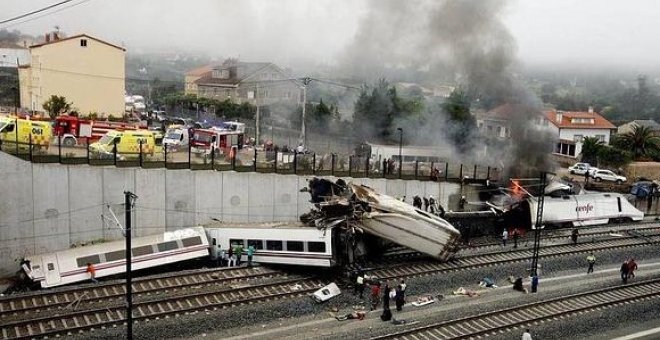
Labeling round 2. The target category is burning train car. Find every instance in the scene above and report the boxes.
[301,178,462,261]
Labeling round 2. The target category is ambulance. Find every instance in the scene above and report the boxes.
[89,129,157,160]
[0,116,52,149]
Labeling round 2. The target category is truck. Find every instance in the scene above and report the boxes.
[0,116,53,149]
[190,122,245,157]
[53,115,146,146]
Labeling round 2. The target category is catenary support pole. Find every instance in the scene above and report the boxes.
[124,191,136,340]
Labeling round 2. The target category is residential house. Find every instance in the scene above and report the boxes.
[617,119,660,137]
[187,59,301,106]
[18,33,125,117]
[184,64,214,95]
[543,107,616,158]
[476,104,544,139]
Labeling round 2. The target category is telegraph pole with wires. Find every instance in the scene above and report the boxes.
[124,191,137,340]
[299,77,312,147]
[530,172,546,280]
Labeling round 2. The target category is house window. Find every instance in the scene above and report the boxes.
[225,89,230,98]
[80,39,88,47]
[596,134,606,142]
[573,135,583,142]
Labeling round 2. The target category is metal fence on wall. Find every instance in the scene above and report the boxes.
[0,138,502,183]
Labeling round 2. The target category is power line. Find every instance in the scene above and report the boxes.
[0,0,86,26]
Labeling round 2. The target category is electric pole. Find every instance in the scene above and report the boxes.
[530,172,546,279]
[300,77,312,147]
[255,83,260,144]
[124,191,137,340]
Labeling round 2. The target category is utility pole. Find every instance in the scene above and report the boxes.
[255,83,260,144]
[397,128,403,179]
[124,191,137,340]
[300,77,312,147]
[530,172,546,279]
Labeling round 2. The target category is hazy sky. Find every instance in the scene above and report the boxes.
[2,0,659,69]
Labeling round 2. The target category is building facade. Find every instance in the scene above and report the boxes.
[543,108,616,158]
[186,59,301,106]
[18,33,125,117]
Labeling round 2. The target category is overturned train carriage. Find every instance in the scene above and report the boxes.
[303,178,461,261]
[348,184,461,261]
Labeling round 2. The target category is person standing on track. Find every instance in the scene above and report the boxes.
[86,263,98,283]
[571,228,579,245]
[586,253,596,274]
[620,260,629,283]
[627,258,638,279]
[247,245,255,267]
[512,228,519,248]
[235,244,244,266]
[522,329,533,340]
[370,282,381,311]
[502,228,509,247]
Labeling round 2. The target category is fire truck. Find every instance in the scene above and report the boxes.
[53,115,146,146]
[190,122,245,158]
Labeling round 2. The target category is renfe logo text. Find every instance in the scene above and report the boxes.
[576,203,594,213]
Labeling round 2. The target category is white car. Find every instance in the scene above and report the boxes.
[568,163,591,175]
[592,170,626,184]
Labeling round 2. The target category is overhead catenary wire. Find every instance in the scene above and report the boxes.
[0,0,94,29]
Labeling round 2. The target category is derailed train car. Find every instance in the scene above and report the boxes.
[506,193,644,229]
[302,178,462,261]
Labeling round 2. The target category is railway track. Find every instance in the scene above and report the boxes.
[378,225,660,264]
[0,265,285,321]
[1,276,323,339]
[372,278,660,340]
[371,232,660,280]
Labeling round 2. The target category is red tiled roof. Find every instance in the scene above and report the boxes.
[30,34,125,51]
[484,103,539,120]
[185,64,216,77]
[544,110,616,129]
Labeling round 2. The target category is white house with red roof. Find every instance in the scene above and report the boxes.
[542,107,616,158]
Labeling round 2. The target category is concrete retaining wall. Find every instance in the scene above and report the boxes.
[0,152,462,278]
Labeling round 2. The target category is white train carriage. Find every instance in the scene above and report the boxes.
[525,193,644,229]
[22,227,210,288]
[204,222,336,267]
[349,184,462,261]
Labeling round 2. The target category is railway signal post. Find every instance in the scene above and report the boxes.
[124,191,138,340]
[530,172,547,289]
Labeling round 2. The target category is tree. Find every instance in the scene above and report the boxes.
[42,95,71,119]
[443,88,476,153]
[617,125,660,160]
[580,136,604,165]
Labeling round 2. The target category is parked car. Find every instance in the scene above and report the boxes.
[592,170,627,184]
[568,163,591,175]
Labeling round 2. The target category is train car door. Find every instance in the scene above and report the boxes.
[42,254,61,286]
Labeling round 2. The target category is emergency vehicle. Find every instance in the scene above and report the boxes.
[163,124,190,150]
[89,129,158,160]
[0,116,52,149]
[190,122,245,157]
[53,115,146,146]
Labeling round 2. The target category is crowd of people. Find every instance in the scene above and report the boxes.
[352,270,408,321]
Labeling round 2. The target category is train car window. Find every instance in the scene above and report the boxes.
[182,236,203,247]
[308,242,326,253]
[266,240,283,251]
[247,239,264,250]
[229,239,245,247]
[286,241,304,252]
[157,241,179,252]
[47,263,55,271]
[617,197,622,212]
[105,250,125,262]
[132,245,154,257]
[76,255,101,267]
[604,194,611,197]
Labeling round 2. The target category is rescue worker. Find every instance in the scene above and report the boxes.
[531,274,539,293]
[86,263,98,283]
[400,280,407,299]
[502,228,509,247]
[413,195,422,209]
[355,271,365,298]
[429,195,437,214]
[627,258,638,279]
[459,195,467,211]
[227,246,235,267]
[586,253,596,274]
[382,283,391,311]
[395,285,405,311]
[247,245,255,267]
[370,282,381,311]
[235,244,244,266]
[423,197,430,212]
[571,228,579,245]
[620,260,629,283]
[512,228,519,248]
